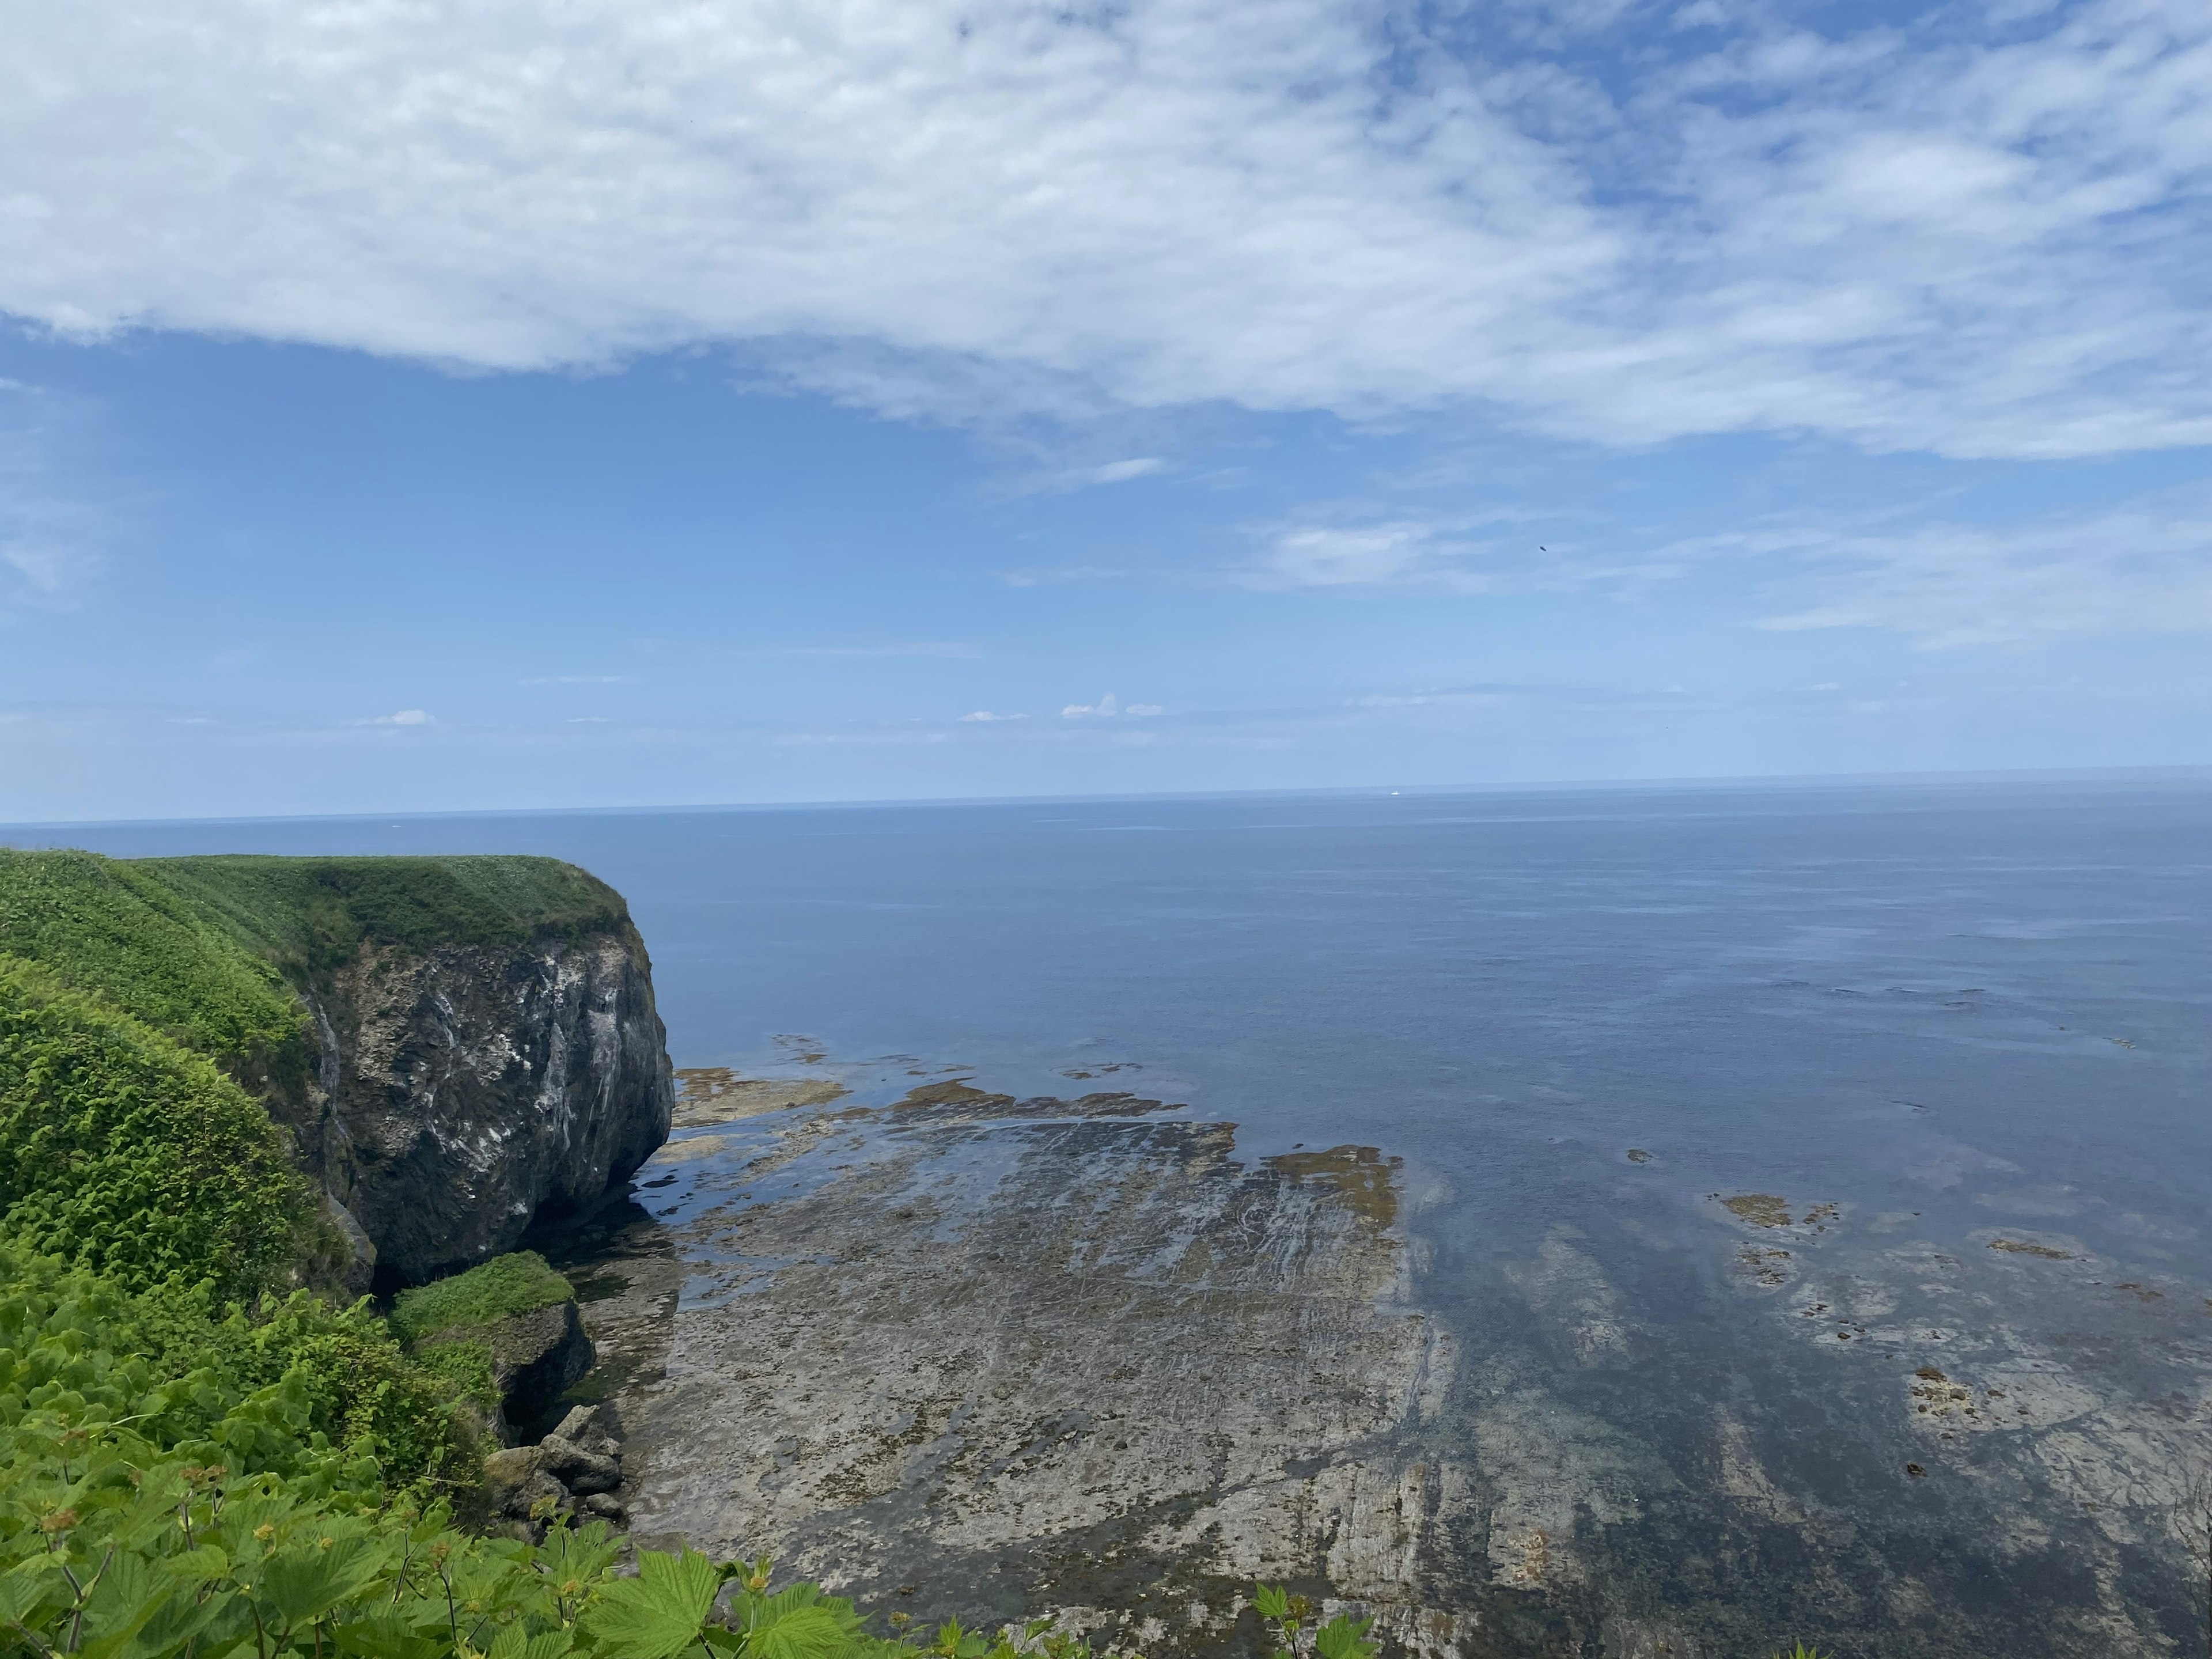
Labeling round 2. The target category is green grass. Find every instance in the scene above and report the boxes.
[0,849,312,1080]
[0,850,631,1066]
[137,853,634,982]
[0,955,316,1296]
[389,1250,577,1346]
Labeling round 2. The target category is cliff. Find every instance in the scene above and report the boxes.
[0,849,673,1287]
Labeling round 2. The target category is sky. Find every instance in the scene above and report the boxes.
[1,0,2207,821]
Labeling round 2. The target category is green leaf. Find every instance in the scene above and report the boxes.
[1252,1586,1289,1620]
[0,1556,70,1632]
[327,1610,449,1659]
[106,1584,234,1659]
[748,1604,866,1659]
[579,1546,723,1659]
[1313,1613,1376,1659]
[259,1529,389,1629]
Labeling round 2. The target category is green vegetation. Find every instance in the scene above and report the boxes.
[0,1233,1110,1659]
[134,854,632,983]
[0,957,315,1297]
[0,847,629,1070]
[0,1246,484,1495]
[0,850,310,1084]
[0,847,637,1299]
[390,1253,576,1347]
[0,847,627,1552]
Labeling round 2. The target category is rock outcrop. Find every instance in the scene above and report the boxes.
[291,924,674,1284]
[484,1405,631,1536]
[419,1296,598,1434]
[0,846,674,1293]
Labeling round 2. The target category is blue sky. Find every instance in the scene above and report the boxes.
[1,0,2207,820]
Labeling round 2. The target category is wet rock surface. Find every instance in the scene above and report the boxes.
[544,1069,2212,1659]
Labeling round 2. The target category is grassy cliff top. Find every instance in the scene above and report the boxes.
[138,853,634,981]
[0,849,307,1073]
[389,1249,575,1346]
[0,850,632,1067]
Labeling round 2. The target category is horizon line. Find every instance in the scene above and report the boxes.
[5,761,2208,838]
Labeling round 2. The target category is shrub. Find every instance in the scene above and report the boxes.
[0,956,315,1298]
[0,1244,480,1494]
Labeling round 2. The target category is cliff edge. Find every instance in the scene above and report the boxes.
[0,849,674,1287]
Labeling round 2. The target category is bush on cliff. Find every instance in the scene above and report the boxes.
[2,1242,986,1659]
[0,1245,483,1494]
[0,956,315,1298]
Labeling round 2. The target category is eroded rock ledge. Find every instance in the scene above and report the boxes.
[573,1085,1471,1655]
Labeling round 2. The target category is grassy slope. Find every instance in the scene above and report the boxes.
[0,849,311,1081]
[137,854,632,982]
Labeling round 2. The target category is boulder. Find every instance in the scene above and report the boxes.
[549,1403,624,1460]
[482,1446,567,1520]
[418,1297,594,1434]
[537,1434,622,1497]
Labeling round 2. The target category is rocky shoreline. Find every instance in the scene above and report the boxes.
[523,1060,2212,1659]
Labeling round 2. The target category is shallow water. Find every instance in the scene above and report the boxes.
[30,772,2212,1652]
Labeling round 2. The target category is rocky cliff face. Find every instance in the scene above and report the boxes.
[293,926,673,1285]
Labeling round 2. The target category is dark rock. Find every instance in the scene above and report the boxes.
[550,1404,623,1459]
[482,1446,567,1520]
[539,1434,622,1496]
[577,1493,627,1524]
[286,923,674,1283]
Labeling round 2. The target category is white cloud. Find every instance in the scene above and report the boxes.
[1750,501,2212,646]
[1240,490,2212,646]
[1241,518,1634,596]
[1,0,2204,457]
[958,710,1028,721]
[1248,524,1450,590]
[1090,458,1162,484]
[1062,693,1119,717]
[0,381,104,609]
[770,642,976,658]
[358,709,434,726]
